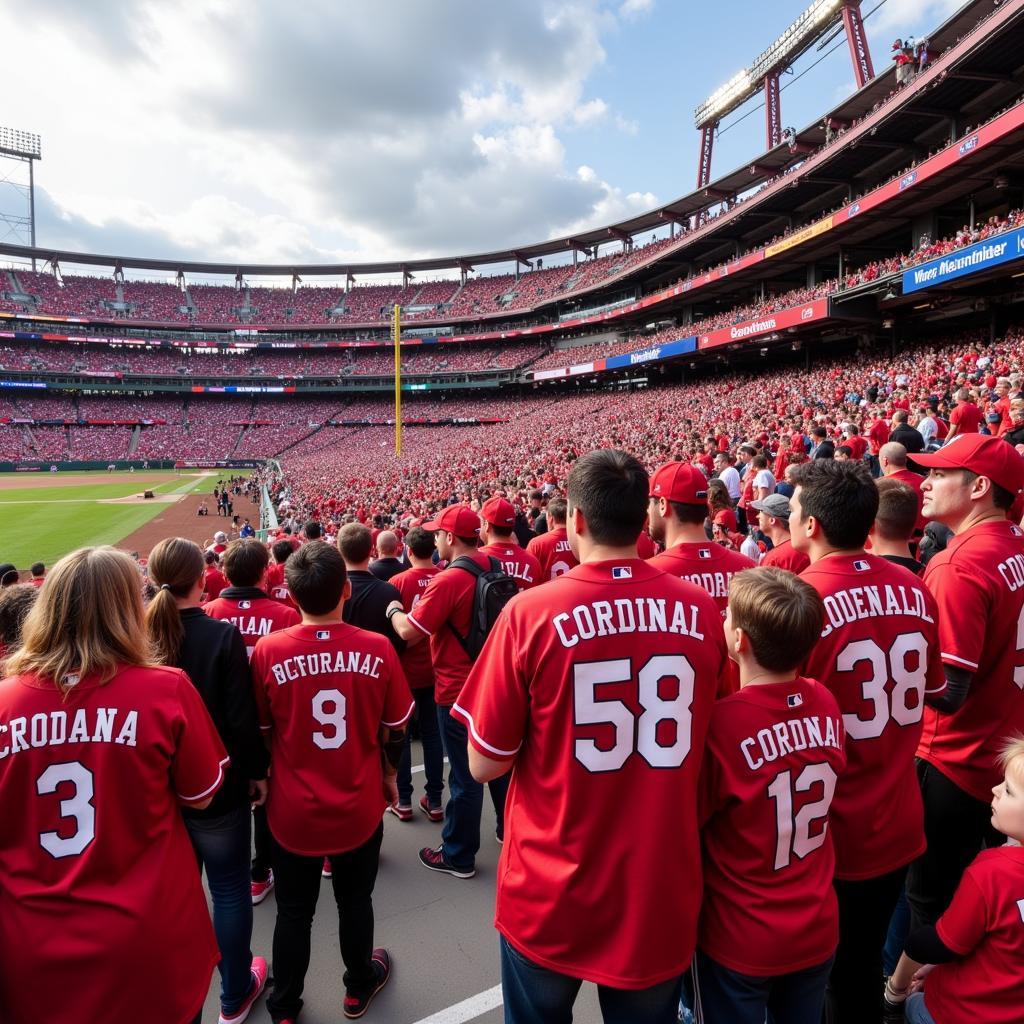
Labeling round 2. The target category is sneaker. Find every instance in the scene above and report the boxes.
[250,872,274,905]
[418,845,475,879]
[496,832,504,845]
[419,796,443,822]
[322,857,332,879]
[218,956,269,1024]
[386,802,413,822]
[343,948,391,1019]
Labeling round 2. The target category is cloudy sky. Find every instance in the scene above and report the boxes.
[0,0,963,272]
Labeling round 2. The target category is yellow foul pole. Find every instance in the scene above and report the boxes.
[393,303,402,456]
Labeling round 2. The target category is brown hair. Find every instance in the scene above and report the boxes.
[728,567,824,672]
[707,478,731,514]
[0,584,39,662]
[338,522,372,564]
[6,547,152,692]
[221,538,269,588]
[874,478,919,542]
[145,538,205,665]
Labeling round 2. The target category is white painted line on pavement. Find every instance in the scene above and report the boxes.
[410,756,449,774]
[410,984,503,1024]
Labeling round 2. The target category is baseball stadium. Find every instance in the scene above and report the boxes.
[3,1,1024,1022]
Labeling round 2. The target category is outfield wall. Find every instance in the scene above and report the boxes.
[0,459,263,472]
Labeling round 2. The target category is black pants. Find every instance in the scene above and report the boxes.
[267,822,383,1023]
[906,758,1001,930]
[828,865,906,1024]
[251,803,272,882]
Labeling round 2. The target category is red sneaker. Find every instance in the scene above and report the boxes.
[386,802,413,822]
[322,857,332,879]
[419,796,443,822]
[218,955,268,1024]
[343,948,391,1019]
[418,845,475,879]
[250,872,274,905]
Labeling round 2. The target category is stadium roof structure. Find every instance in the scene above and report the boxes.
[0,0,1012,282]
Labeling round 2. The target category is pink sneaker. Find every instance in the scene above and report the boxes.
[218,956,268,1024]
[322,857,333,879]
[419,796,443,822]
[250,872,274,905]
[386,802,413,822]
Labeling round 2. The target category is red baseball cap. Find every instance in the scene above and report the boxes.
[910,433,1024,494]
[422,504,481,538]
[649,462,709,505]
[481,496,516,528]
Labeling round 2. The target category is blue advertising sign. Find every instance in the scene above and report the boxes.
[605,335,697,370]
[902,227,1024,293]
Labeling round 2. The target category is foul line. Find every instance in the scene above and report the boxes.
[410,985,503,1024]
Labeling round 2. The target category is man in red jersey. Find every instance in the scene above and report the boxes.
[789,458,944,1024]
[904,433,1024,931]
[250,541,413,1022]
[647,460,755,614]
[694,568,845,1023]
[754,494,811,574]
[880,441,925,532]
[946,388,983,440]
[387,526,444,822]
[205,538,300,905]
[454,449,726,1022]
[387,504,510,877]
[265,538,298,609]
[202,549,228,603]
[479,496,541,591]
[526,497,578,581]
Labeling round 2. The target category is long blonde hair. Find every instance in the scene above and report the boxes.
[145,538,205,665]
[5,547,152,692]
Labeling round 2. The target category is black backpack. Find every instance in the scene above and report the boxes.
[446,555,519,660]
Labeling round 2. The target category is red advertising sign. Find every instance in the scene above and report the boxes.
[697,299,828,350]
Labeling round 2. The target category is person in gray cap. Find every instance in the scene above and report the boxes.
[752,494,810,573]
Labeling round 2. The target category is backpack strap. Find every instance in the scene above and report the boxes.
[444,557,500,658]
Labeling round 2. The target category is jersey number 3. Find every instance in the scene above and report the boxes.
[573,655,694,772]
[36,761,95,859]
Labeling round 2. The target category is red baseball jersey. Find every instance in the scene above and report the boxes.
[250,621,413,855]
[950,401,983,435]
[845,435,868,461]
[453,559,726,988]
[0,664,227,1024]
[648,541,755,615]
[202,565,227,602]
[800,553,943,879]
[265,562,299,609]
[925,846,1024,1024]
[699,678,846,975]
[479,542,542,591]
[406,552,491,705]
[526,527,579,581]
[761,538,811,574]
[205,593,301,658]
[390,565,439,689]
[888,469,926,531]
[918,521,1024,801]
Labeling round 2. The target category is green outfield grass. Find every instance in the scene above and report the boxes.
[0,473,211,569]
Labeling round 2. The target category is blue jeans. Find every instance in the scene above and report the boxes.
[397,686,444,808]
[185,805,254,1014]
[905,992,936,1024]
[690,949,833,1024]
[500,935,683,1024]
[437,703,509,871]
[883,890,911,976]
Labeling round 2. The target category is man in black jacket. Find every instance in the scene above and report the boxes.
[338,523,405,653]
[889,409,925,454]
[809,426,835,460]
[370,530,405,582]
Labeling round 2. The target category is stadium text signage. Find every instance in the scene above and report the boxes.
[902,226,1024,294]
[697,299,828,350]
[530,334,697,381]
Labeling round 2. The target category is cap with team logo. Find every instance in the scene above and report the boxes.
[649,462,709,505]
[422,504,482,538]
[749,494,792,520]
[910,433,1024,495]
[481,496,517,528]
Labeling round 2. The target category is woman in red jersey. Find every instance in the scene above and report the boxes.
[0,546,228,1024]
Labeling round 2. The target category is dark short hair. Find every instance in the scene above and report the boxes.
[667,499,708,526]
[811,426,827,439]
[29,562,44,577]
[875,478,919,541]
[0,584,39,648]
[791,459,879,550]
[204,550,219,566]
[547,498,568,525]
[304,520,322,540]
[405,526,436,560]
[835,445,853,458]
[338,522,372,564]
[566,449,648,547]
[729,568,824,672]
[271,539,293,564]
[962,470,1015,511]
[221,538,269,588]
[285,541,347,616]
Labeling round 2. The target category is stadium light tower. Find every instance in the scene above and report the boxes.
[693,0,874,188]
[0,127,42,268]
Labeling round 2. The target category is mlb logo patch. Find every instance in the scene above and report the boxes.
[787,693,803,708]
[853,560,870,572]
[1013,526,1023,538]
[653,483,663,494]
[239,600,251,609]
[698,548,712,559]
[316,630,331,640]
[612,566,633,579]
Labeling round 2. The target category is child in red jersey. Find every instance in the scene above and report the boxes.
[884,737,1024,1024]
[694,567,846,1024]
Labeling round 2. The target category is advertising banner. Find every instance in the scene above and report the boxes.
[901,226,1024,293]
[697,299,828,350]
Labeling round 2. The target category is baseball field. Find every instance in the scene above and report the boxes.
[0,470,251,571]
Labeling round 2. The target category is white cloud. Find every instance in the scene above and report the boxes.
[1,0,653,265]
[867,0,964,38]
[619,0,654,18]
